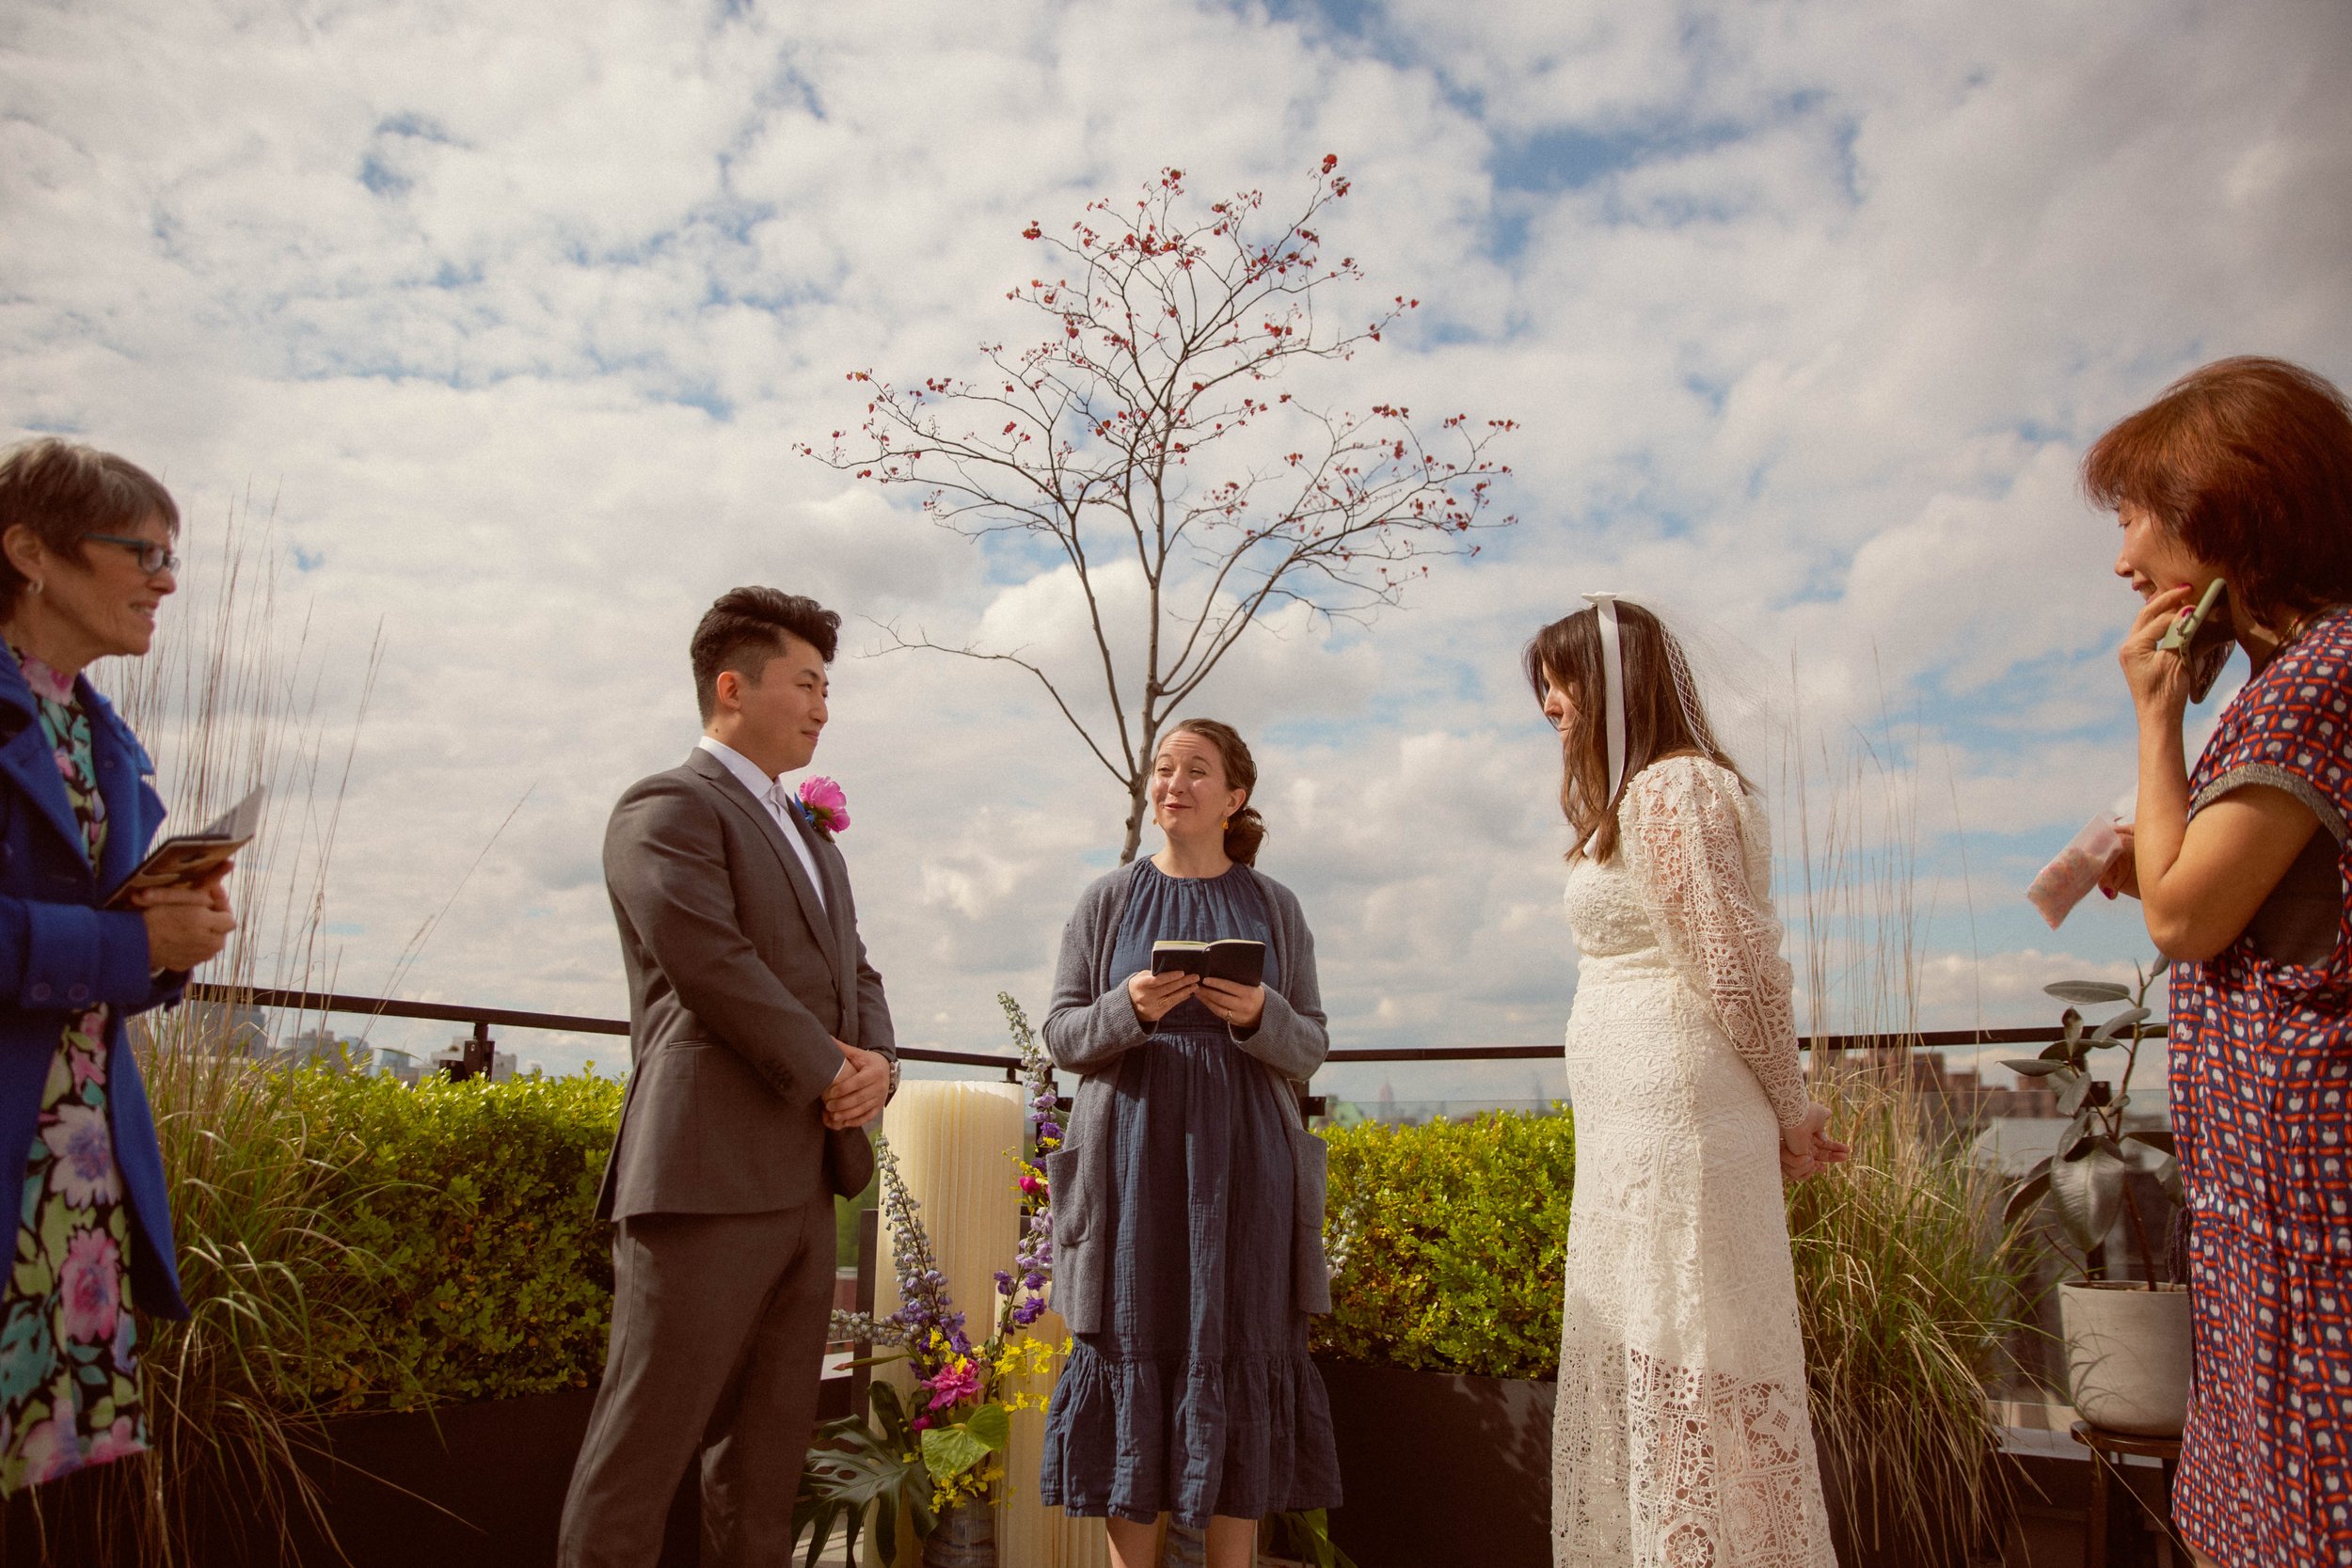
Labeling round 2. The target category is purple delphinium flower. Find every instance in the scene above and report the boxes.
[873,1136,969,1369]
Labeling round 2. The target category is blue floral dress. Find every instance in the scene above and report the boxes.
[0,650,147,1493]
[2169,607,2352,1565]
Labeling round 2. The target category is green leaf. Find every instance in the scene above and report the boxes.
[2003,1169,2053,1227]
[2091,1006,2152,1043]
[2048,1145,2127,1257]
[799,1414,929,1563]
[2056,1070,2096,1117]
[2004,1058,2064,1077]
[2047,980,2133,1004]
[921,1402,1010,1482]
[1274,1509,1361,1568]
[2123,1129,2176,1156]
[964,1401,1011,1452]
[2061,1007,2084,1045]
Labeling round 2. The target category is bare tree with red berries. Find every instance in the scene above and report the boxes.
[801,156,1517,862]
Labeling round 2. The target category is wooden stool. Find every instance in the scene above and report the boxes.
[2069,1420,2184,1568]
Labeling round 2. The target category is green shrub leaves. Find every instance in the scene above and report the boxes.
[284,1069,622,1411]
[1310,1111,1575,1380]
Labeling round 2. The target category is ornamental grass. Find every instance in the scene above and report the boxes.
[1788,1066,2035,1566]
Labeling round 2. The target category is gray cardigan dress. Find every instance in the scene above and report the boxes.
[1035,856,1342,1527]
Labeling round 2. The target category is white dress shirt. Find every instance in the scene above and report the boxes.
[697,736,826,912]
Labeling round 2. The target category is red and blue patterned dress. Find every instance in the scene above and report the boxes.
[2169,606,2352,1566]
[0,650,147,1492]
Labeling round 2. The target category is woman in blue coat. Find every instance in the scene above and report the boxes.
[0,438,235,1493]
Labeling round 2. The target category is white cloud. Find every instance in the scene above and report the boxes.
[6,0,2347,1084]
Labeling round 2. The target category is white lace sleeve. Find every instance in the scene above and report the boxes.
[1623,758,1811,1130]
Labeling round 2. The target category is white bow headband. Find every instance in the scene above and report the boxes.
[1584,591,1628,808]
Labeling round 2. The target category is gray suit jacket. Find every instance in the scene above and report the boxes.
[595,747,897,1221]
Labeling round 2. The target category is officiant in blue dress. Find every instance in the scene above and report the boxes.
[1037,719,1340,1568]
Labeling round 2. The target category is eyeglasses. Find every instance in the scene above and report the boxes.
[82,533,181,577]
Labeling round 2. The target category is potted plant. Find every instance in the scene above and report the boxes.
[799,997,1063,1568]
[2001,966,2189,1436]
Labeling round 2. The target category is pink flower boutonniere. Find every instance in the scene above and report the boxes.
[799,777,850,839]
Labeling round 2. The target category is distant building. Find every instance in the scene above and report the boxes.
[183,999,269,1056]
[431,1034,516,1083]
[276,1026,366,1074]
[374,1049,428,1086]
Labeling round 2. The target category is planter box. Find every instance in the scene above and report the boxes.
[1317,1356,1959,1568]
[3,1378,853,1568]
[279,1378,854,1568]
[1314,1356,1555,1568]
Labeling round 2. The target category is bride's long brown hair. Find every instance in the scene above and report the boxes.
[1523,602,1746,862]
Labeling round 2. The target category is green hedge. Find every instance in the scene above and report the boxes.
[291,1069,623,1412]
[1310,1111,1576,1380]
[229,1076,1573,1410]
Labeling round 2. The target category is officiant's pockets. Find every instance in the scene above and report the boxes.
[1288,1125,1333,1315]
[1043,1144,1102,1333]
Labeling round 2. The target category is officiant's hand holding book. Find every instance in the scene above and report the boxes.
[1126,966,1200,1024]
[1149,938,1266,987]
[1151,940,1269,1030]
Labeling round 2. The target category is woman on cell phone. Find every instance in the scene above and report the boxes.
[2091,356,2352,1568]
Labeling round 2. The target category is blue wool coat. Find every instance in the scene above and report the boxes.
[0,650,189,1321]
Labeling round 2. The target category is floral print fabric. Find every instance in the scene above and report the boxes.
[0,650,146,1493]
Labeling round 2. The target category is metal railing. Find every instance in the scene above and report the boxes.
[186,982,2106,1078]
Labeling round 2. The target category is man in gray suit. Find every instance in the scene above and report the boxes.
[559,586,898,1567]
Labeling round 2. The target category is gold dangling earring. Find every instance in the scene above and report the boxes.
[1220,816,1231,830]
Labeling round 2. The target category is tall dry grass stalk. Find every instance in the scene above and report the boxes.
[8,495,385,1566]
[1772,700,2034,1562]
[1779,703,1931,1049]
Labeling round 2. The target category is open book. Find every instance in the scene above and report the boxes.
[1150,938,1266,988]
[103,784,263,909]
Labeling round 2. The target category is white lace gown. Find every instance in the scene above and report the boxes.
[1552,755,1836,1568]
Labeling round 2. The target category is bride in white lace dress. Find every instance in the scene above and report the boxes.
[1528,598,1849,1568]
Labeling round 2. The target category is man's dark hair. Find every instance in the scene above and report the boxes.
[691,587,840,721]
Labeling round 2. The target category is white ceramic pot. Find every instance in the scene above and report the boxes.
[2059,1279,2191,1436]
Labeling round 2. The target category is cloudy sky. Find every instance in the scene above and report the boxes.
[8,0,2349,1101]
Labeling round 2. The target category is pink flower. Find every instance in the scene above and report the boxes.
[60,1228,123,1344]
[87,1417,145,1466]
[16,1416,75,1486]
[41,1103,119,1208]
[923,1356,983,1409]
[798,777,850,835]
[68,1034,106,1092]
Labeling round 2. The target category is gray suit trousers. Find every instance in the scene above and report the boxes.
[558,1197,837,1568]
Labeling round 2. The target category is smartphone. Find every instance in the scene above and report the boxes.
[2157,578,2233,703]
